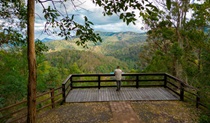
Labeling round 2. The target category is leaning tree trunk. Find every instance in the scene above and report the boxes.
[27,0,36,123]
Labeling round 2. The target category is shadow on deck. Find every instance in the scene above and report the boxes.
[66,87,179,102]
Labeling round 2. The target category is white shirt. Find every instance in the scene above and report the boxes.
[114,68,122,80]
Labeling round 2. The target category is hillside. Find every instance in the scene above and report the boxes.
[45,49,129,73]
[44,31,147,52]
[44,31,147,70]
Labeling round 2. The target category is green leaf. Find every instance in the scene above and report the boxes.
[120,13,124,19]
[71,15,74,20]
[166,0,171,10]
[125,6,128,11]
[88,21,94,25]
[84,16,88,21]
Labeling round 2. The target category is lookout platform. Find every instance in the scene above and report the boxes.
[66,87,179,102]
[62,73,187,103]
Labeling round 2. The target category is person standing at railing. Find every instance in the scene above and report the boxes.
[114,66,122,91]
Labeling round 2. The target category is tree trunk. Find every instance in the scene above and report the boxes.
[27,0,36,123]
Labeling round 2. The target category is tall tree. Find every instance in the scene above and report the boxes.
[139,0,191,76]
[140,0,210,83]
[27,0,36,122]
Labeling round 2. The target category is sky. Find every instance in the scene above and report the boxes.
[35,0,145,40]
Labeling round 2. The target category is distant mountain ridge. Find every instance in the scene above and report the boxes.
[41,31,146,42]
[41,38,54,42]
[96,31,146,36]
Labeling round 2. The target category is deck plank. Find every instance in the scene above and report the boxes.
[66,87,179,102]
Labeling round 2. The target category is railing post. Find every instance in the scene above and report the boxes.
[196,91,200,108]
[70,76,73,89]
[180,82,184,101]
[62,84,66,103]
[98,75,101,89]
[50,88,55,108]
[164,74,167,88]
[136,75,139,88]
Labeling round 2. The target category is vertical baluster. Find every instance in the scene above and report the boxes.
[164,74,167,88]
[50,88,55,108]
[98,75,101,89]
[136,75,139,88]
[196,91,200,108]
[62,84,66,103]
[180,82,184,101]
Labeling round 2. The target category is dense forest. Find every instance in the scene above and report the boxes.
[0,0,210,122]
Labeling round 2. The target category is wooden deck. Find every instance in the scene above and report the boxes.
[66,87,179,102]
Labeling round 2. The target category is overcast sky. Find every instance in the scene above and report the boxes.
[35,0,145,40]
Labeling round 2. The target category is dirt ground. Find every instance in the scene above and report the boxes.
[37,101,200,123]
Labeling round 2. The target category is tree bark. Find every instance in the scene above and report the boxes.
[27,0,36,123]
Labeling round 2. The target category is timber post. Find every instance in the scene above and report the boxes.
[62,84,66,103]
[164,74,167,88]
[70,76,73,89]
[196,91,200,108]
[98,75,101,89]
[136,75,139,88]
[50,88,55,108]
[180,82,184,101]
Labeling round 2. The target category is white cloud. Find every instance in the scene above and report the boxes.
[93,21,144,33]
[34,0,145,39]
